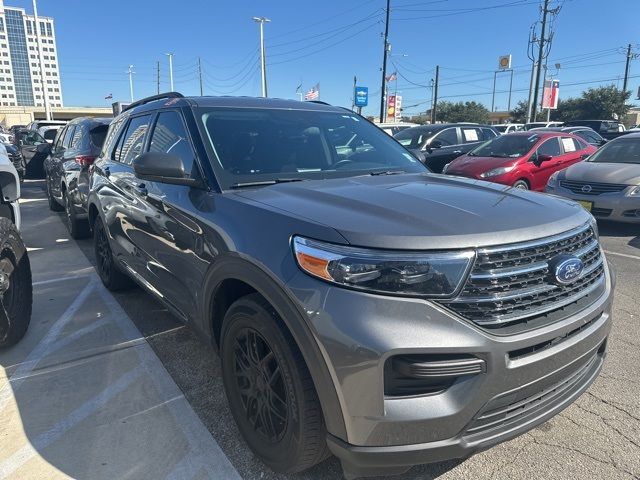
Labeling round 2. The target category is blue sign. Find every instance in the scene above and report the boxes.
[354,86,368,107]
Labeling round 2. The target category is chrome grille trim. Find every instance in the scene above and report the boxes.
[440,223,606,331]
[559,180,628,195]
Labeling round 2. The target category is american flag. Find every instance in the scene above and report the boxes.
[385,71,397,82]
[104,93,113,100]
[304,83,320,101]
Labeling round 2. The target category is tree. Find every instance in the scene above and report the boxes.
[436,101,490,124]
[551,85,632,122]
[509,99,536,123]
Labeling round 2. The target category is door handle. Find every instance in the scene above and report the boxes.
[452,150,462,155]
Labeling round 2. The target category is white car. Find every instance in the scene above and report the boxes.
[494,123,524,134]
[525,121,563,130]
[0,132,13,144]
[0,143,20,230]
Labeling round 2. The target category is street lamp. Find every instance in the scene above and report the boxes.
[253,17,271,97]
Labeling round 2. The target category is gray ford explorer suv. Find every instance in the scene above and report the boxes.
[87,93,614,479]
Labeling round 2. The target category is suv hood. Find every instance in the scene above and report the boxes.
[562,161,640,185]
[233,173,591,250]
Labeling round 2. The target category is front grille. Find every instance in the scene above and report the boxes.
[559,180,627,195]
[440,223,605,333]
[464,350,602,438]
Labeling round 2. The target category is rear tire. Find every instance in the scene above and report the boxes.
[64,192,90,239]
[93,216,133,291]
[513,179,529,190]
[0,218,32,348]
[46,176,64,212]
[221,293,329,473]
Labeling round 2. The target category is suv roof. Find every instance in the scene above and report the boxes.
[123,92,347,116]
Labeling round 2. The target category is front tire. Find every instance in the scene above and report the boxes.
[93,216,133,291]
[0,218,32,348]
[513,179,529,190]
[221,294,329,473]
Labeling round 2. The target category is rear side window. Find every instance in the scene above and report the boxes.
[113,115,151,165]
[481,127,497,140]
[461,127,482,143]
[101,117,124,157]
[148,111,196,176]
[62,126,76,148]
[43,129,58,142]
[537,138,562,157]
[90,124,109,149]
[70,124,85,149]
[53,126,66,150]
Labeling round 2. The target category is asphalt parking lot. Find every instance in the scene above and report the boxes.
[1,180,639,480]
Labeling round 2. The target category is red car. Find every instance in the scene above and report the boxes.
[443,131,597,191]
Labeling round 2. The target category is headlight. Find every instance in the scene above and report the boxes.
[547,171,560,188]
[479,165,515,178]
[292,236,474,297]
[589,216,599,240]
[628,186,640,197]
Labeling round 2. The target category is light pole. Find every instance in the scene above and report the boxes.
[32,0,51,120]
[166,53,174,91]
[253,17,270,97]
[127,65,135,102]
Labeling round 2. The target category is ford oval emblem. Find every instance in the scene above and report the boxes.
[548,255,584,285]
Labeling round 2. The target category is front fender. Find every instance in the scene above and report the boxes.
[200,254,348,441]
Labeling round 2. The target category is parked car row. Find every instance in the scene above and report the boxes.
[27,92,616,479]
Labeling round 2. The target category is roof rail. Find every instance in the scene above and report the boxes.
[123,92,184,112]
[307,100,332,106]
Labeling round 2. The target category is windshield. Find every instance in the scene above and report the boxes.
[587,137,640,164]
[198,108,427,188]
[470,134,539,158]
[394,127,436,148]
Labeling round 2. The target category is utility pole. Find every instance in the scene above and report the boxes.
[352,75,357,111]
[431,65,439,124]
[127,65,135,102]
[156,61,160,95]
[623,44,638,94]
[166,53,174,91]
[253,17,271,97]
[379,0,391,123]
[526,25,538,123]
[531,0,560,121]
[198,57,204,96]
[429,78,435,121]
[32,0,51,120]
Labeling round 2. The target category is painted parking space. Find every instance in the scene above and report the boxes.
[0,181,240,480]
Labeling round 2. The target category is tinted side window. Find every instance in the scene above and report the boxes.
[481,127,497,140]
[53,126,66,150]
[90,124,109,149]
[114,115,151,165]
[148,111,195,176]
[433,128,458,146]
[102,117,124,157]
[43,129,58,142]
[62,125,76,148]
[70,124,85,149]
[537,138,562,157]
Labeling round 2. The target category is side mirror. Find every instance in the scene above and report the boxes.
[533,153,553,167]
[430,140,443,149]
[36,142,51,154]
[132,152,201,187]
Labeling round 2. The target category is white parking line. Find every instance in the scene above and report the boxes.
[0,279,96,412]
[32,271,93,286]
[96,281,242,479]
[603,249,640,261]
[0,367,144,478]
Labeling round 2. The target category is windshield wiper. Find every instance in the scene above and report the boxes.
[229,178,306,189]
[368,170,406,176]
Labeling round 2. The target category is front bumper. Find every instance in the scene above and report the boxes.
[286,259,614,476]
[546,185,640,223]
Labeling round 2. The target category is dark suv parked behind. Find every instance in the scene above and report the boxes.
[45,117,112,237]
[87,93,613,479]
[393,123,498,173]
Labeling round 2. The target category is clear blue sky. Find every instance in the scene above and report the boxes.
[10,0,640,115]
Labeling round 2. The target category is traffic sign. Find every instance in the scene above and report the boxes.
[354,86,368,107]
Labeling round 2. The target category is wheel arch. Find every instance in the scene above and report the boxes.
[202,254,348,440]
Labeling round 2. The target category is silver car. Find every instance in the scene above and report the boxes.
[546,133,640,222]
